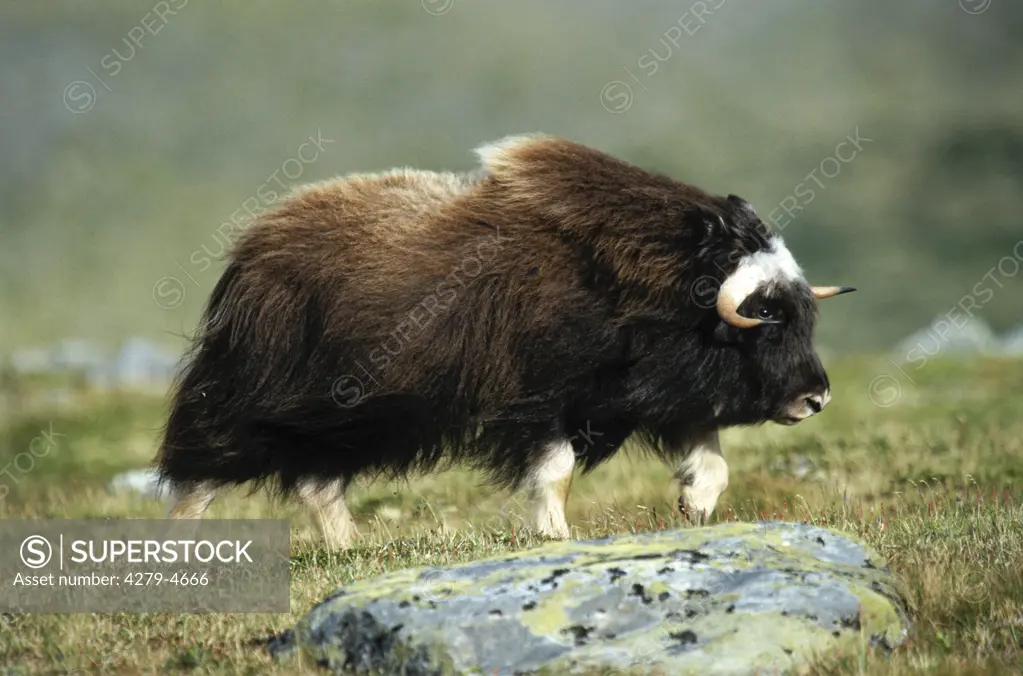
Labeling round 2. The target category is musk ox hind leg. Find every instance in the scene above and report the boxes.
[298,478,358,551]
[166,480,217,519]
[672,430,729,524]
[524,440,576,539]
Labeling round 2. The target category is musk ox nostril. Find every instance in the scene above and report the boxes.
[805,395,823,414]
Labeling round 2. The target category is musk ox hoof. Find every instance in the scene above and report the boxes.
[678,490,721,526]
[533,524,571,540]
[529,513,572,540]
[678,496,712,526]
[321,524,360,552]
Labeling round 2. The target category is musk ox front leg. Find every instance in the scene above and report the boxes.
[672,430,729,523]
[525,440,576,539]
[298,478,359,551]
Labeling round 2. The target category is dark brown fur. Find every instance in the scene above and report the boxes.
[157,134,818,500]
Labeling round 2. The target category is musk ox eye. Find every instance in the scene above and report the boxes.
[757,306,777,321]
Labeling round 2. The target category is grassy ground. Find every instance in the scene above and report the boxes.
[0,356,1021,674]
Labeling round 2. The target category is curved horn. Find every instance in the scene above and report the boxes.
[811,286,856,299]
[716,275,769,329]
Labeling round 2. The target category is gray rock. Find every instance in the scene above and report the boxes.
[269,522,908,675]
[107,468,167,500]
[1002,323,1023,356]
[892,316,998,361]
[6,337,181,390]
[109,337,180,387]
[8,347,53,374]
[51,338,108,371]
[10,339,107,374]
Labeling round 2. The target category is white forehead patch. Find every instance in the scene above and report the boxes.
[724,237,805,302]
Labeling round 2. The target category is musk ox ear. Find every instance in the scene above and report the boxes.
[698,207,728,244]
[726,194,755,212]
[696,201,752,247]
[726,194,773,243]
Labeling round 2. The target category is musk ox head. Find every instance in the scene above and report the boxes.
[472,134,854,431]
[705,195,855,426]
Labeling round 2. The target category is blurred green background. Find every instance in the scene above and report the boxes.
[2,0,1022,355]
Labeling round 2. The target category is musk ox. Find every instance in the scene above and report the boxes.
[157,134,854,549]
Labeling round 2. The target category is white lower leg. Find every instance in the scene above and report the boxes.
[674,431,729,522]
[166,481,217,519]
[527,441,575,539]
[298,478,358,550]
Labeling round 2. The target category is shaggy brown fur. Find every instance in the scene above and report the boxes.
[157,133,841,546]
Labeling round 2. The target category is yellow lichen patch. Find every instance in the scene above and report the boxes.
[847,582,906,641]
[519,589,571,637]
[690,613,841,674]
[645,580,671,597]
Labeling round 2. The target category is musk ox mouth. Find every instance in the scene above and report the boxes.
[773,391,831,426]
[773,415,804,426]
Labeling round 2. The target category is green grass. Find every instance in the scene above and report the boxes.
[1,356,1022,674]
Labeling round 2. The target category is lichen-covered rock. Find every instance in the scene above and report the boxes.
[269,522,908,675]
